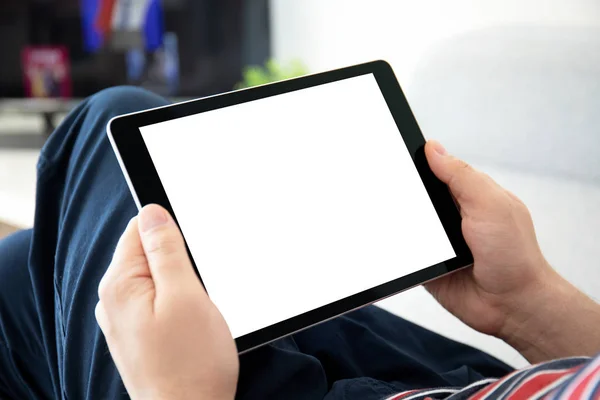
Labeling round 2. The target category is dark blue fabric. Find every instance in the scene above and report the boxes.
[0,87,513,399]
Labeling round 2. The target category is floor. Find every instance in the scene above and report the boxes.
[0,222,18,239]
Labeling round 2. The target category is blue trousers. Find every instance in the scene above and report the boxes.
[0,87,512,400]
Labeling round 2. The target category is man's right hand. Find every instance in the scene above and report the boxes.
[424,140,600,363]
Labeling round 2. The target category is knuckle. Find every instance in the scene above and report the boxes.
[98,274,111,301]
[506,190,526,207]
[456,159,474,174]
[509,193,533,221]
[111,277,132,304]
[447,160,473,193]
[126,253,150,270]
[94,302,102,322]
[98,275,131,304]
[99,254,147,301]
[98,285,107,303]
[95,302,111,334]
[144,230,183,257]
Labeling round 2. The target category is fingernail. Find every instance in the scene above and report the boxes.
[431,140,447,156]
[139,205,170,232]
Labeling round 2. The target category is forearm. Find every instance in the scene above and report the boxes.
[499,268,600,364]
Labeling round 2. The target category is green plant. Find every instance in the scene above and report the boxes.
[235,59,309,89]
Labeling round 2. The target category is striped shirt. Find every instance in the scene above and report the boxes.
[384,355,600,400]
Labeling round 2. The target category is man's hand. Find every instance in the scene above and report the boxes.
[425,140,600,363]
[96,205,239,400]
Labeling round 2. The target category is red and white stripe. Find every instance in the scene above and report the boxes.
[548,357,600,400]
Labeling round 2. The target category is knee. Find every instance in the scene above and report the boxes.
[87,86,169,118]
[0,229,32,286]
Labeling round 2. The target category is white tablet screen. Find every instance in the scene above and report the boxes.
[139,73,455,339]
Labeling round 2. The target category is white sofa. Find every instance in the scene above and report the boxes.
[379,24,600,367]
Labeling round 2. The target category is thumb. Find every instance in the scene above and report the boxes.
[425,140,496,207]
[98,217,153,307]
[138,204,197,292]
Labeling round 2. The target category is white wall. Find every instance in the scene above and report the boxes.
[270,0,600,84]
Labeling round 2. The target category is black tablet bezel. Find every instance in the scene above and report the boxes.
[108,60,473,353]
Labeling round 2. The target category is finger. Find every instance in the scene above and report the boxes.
[505,189,523,204]
[95,301,109,334]
[137,204,200,294]
[112,217,143,261]
[425,140,497,208]
[98,217,153,304]
[449,191,463,218]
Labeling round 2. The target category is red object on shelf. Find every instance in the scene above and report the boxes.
[22,46,73,98]
[95,0,117,37]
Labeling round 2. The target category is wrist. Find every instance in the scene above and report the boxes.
[499,265,600,363]
[498,266,568,347]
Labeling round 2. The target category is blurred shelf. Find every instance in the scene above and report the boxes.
[0,98,80,114]
[0,96,193,149]
[0,134,48,150]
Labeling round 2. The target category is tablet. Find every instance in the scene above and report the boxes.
[107,60,472,353]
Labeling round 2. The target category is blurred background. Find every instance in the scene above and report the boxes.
[0,0,599,369]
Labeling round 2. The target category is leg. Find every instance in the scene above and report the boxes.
[27,87,170,399]
[0,229,54,399]
[238,306,513,399]
[26,87,330,399]
[293,306,513,396]
[24,86,511,399]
